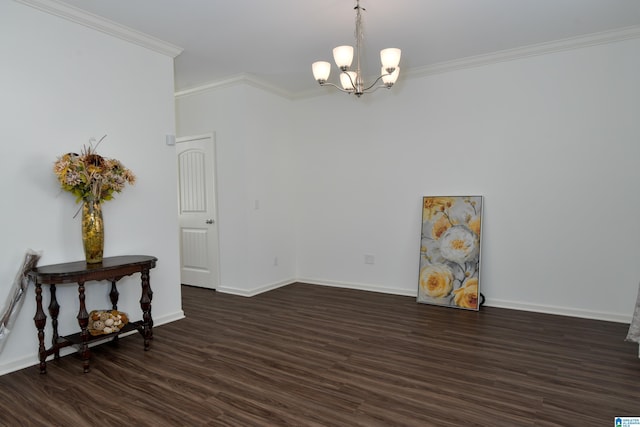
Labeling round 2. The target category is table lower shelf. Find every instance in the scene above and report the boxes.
[47,321,144,356]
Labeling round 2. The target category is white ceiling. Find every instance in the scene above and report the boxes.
[54,0,640,95]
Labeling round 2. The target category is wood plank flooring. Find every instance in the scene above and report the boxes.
[0,283,638,426]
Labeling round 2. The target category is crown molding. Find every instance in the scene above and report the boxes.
[174,73,296,100]
[175,25,640,101]
[14,0,183,57]
[406,25,640,79]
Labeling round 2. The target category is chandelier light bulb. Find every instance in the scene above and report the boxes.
[380,48,401,73]
[381,67,399,86]
[312,61,331,82]
[333,46,354,70]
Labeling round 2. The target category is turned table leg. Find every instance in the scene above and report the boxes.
[33,282,47,374]
[109,280,119,310]
[109,280,121,344]
[76,281,91,373]
[48,284,60,359]
[139,267,153,350]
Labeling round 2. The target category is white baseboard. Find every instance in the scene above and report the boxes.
[217,279,296,297]
[154,310,186,326]
[0,354,40,377]
[216,277,417,298]
[0,310,185,376]
[484,298,631,324]
[298,277,417,297]
[292,278,632,324]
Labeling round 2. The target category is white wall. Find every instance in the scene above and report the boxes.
[176,85,297,295]
[293,37,640,322]
[0,1,182,374]
[176,36,640,323]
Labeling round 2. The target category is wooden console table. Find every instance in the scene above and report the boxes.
[28,255,157,374]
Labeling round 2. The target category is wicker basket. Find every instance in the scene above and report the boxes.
[87,310,129,336]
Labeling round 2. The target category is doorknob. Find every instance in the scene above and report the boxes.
[205,219,214,224]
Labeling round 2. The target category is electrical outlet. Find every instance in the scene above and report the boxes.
[274,256,278,266]
[364,254,375,265]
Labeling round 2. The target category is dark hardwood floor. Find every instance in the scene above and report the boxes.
[0,283,638,426]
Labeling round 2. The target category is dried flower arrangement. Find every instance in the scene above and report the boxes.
[53,135,136,203]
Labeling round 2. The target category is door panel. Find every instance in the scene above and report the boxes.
[176,134,219,289]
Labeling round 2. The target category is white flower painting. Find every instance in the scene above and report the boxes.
[418,196,483,310]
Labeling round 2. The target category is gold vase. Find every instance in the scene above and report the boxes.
[81,199,104,264]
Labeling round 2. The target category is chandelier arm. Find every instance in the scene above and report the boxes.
[342,70,358,92]
[363,84,395,94]
[361,73,391,92]
[319,81,354,94]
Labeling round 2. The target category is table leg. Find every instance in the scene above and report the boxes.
[109,281,119,310]
[48,284,60,359]
[33,282,47,374]
[139,267,153,350]
[109,280,121,344]
[76,281,91,373]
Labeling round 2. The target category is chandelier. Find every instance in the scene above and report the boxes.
[312,0,401,97]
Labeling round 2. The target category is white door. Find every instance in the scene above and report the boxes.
[176,134,220,289]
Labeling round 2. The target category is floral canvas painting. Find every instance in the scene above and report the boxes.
[418,196,483,310]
